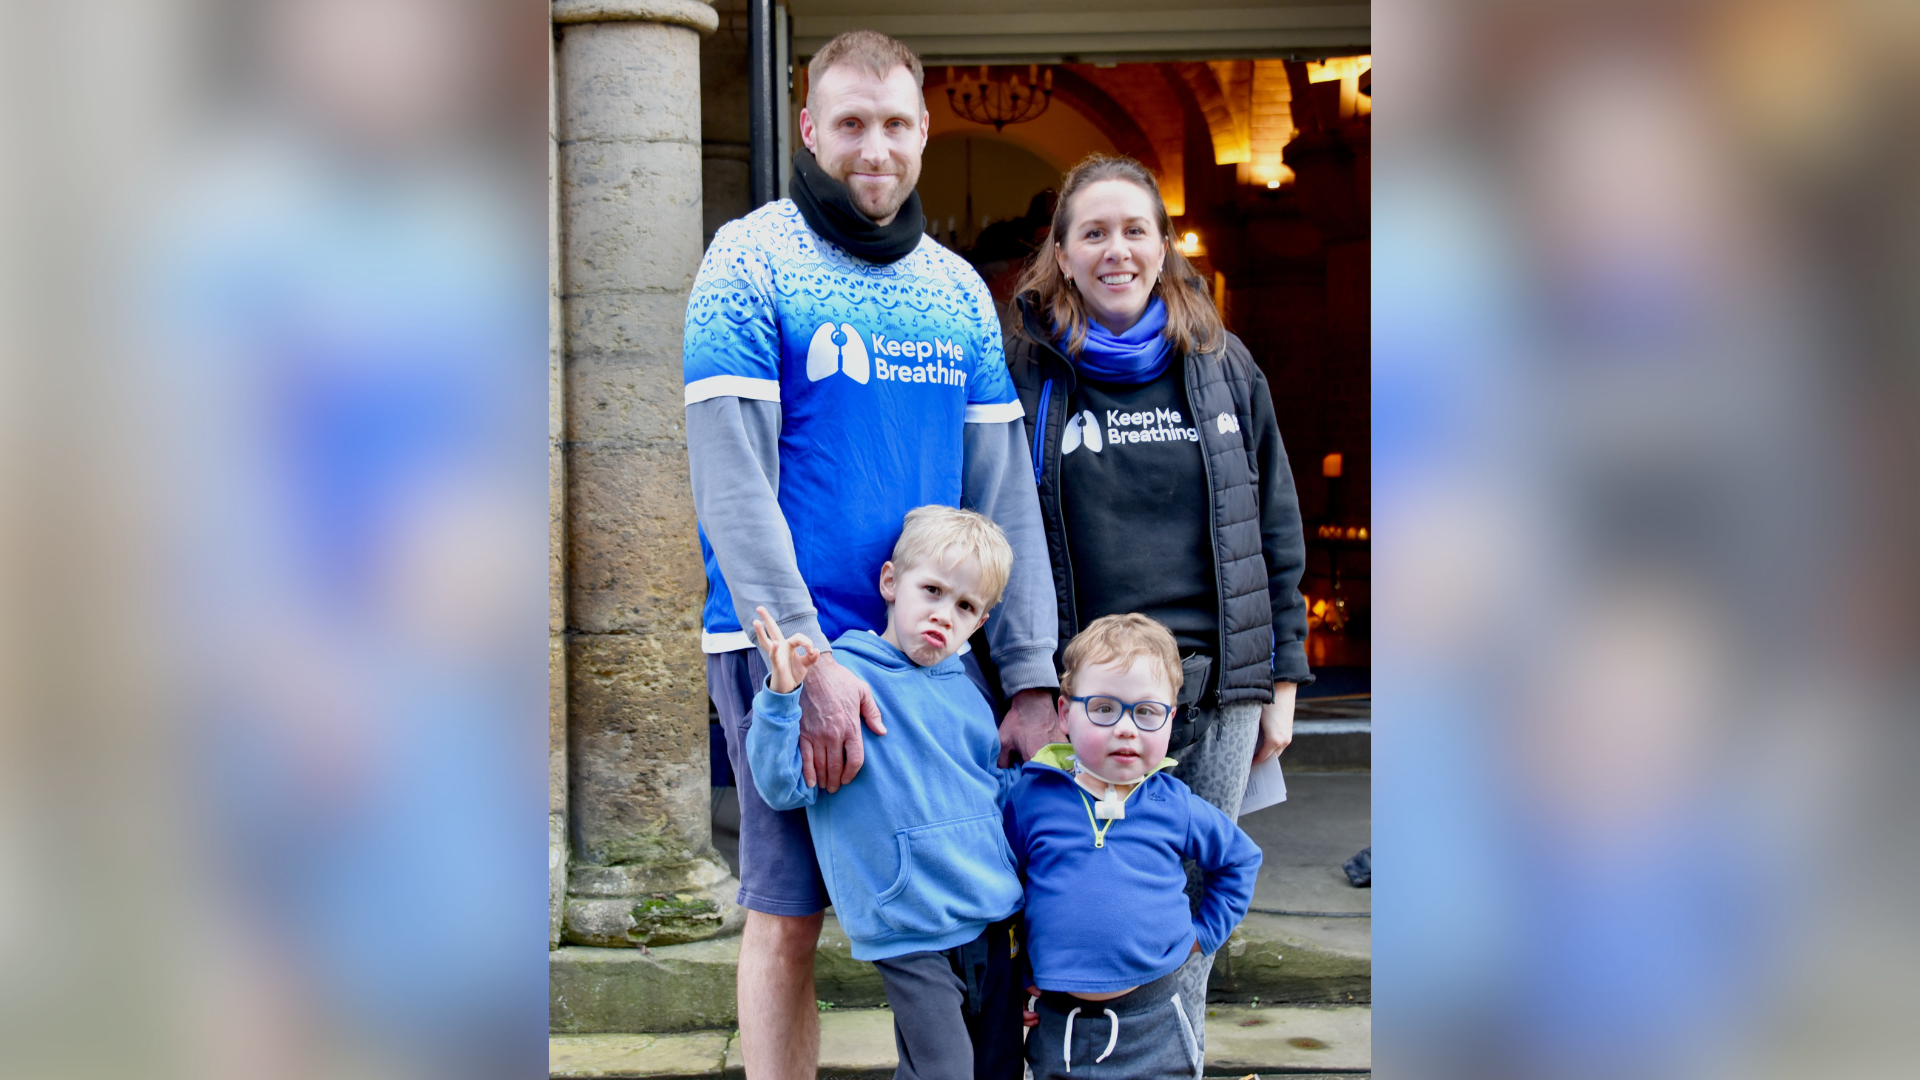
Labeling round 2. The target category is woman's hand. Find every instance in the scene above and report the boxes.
[752,606,823,694]
[1023,986,1041,1029]
[1252,681,1297,764]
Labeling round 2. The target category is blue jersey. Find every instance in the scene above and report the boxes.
[683,200,1021,648]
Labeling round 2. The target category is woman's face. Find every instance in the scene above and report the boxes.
[1055,179,1167,336]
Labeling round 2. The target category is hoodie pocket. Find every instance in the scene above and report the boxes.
[873,814,1023,937]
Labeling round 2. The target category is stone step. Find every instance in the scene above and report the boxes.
[1287,695,1370,771]
[550,1003,1371,1078]
[551,912,1367,1034]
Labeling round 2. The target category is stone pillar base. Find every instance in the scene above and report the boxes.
[565,857,745,948]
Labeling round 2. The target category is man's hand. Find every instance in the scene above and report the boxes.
[798,653,885,793]
[998,688,1061,768]
[1023,986,1041,1029]
[1252,681,1297,764]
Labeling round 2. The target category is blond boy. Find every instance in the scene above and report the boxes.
[747,506,1028,1080]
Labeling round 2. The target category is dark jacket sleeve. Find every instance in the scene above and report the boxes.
[1246,363,1313,685]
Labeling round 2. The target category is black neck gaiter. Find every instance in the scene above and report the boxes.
[789,148,925,265]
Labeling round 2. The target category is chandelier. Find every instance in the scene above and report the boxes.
[946,65,1053,132]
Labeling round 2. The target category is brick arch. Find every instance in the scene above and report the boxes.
[926,66,1160,179]
[1170,61,1249,165]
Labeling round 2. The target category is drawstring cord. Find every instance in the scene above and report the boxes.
[1060,1005,1121,1070]
[1062,1007,1079,1071]
[1097,1009,1120,1063]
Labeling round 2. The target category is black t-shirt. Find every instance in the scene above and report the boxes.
[1059,357,1218,655]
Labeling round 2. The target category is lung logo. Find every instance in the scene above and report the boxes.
[1061,410,1102,454]
[806,322,870,384]
[1215,411,1240,435]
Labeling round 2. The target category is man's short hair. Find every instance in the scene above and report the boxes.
[806,29,924,112]
[889,506,1012,609]
[1060,614,1184,699]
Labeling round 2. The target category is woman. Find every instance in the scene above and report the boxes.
[1003,153,1313,1039]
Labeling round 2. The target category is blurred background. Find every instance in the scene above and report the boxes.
[1372,0,1920,1077]
[4,0,1920,1077]
[0,1,548,1078]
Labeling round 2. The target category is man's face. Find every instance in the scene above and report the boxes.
[800,64,929,226]
[879,551,991,667]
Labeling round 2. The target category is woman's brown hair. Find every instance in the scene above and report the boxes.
[1013,154,1224,358]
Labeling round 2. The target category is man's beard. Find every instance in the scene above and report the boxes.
[842,163,920,224]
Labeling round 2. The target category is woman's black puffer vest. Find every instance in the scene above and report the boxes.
[1003,294,1313,706]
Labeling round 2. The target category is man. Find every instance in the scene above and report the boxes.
[682,30,1061,1080]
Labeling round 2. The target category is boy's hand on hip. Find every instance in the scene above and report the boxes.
[998,688,1060,768]
[799,654,885,792]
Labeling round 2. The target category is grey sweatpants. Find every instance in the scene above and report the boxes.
[871,918,1025,1080]
[1162,701,1263,1053]
[1026,968,1203,1080]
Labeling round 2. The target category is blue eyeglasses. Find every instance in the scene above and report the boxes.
[1068,695,1175,732]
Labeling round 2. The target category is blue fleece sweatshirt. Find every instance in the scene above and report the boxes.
[1004,745,1262,994]
[747,630,1024,961]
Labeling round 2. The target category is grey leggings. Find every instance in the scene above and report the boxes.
[1162,701,1262,1053]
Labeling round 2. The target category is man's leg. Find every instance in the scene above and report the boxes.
[709,649,832,1080]
[738,909,826,1080]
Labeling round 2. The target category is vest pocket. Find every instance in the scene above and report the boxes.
[873,813,1022,937]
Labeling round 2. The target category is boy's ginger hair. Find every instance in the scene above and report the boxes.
[1060,614,1184,698]
[890,506,1012,608]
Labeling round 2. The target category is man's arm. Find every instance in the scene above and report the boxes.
[685,393,827,651]
[961,416,1063,763]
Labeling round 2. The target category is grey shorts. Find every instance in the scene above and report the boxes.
[1026,968,1204,1080]
[708,648,830,916]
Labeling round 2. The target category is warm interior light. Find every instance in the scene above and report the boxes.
[1175,231,1203,257]
[1307,55,1372,84]
[1322,452,1343,478]
[1266,180,1280,189]
[1183,232,1198,246]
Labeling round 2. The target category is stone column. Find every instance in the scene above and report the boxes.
[553,0,741,948]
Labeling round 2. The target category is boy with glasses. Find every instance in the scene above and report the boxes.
[1005,614,1262,1078]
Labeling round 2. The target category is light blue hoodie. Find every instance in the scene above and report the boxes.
[747,629,1024,961]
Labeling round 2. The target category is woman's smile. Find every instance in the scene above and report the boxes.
[1056,179,1167,335]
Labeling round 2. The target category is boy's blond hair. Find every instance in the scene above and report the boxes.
[1060,614,1184,699]
[890,506,1012,608]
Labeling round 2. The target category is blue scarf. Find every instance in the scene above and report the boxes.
[1061,296,1174,384]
